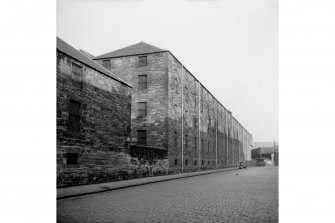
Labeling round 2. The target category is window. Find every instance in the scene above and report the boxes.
[174,131,178,147]
[66,152,78,165]
[208,141,210,152]
[72,62,83,76]
[185,159,188,165]
[194,160,197,165]
[139,56,147,66]
[138,102,147,117]
[174,159,178,165]
[68,100,80,132]
[208,161,210,165]
[213,142,215,152]
[202,160,204,165]
[137,130,146,145]
[102,59,111,70]
[138,75,147,90]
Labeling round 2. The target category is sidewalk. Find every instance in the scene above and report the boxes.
[57,167,238,200]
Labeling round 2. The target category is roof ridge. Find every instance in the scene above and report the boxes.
[94,41,167,59]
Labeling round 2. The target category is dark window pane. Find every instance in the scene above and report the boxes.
[174,159,178,165]
[138,102,147,117]
[67,153,78,164]
[69,100,80,115]
[139,56,147,66]
[68,100,80,132]
[102,60,111,70]
[138,130,146,145]
[138,75,147,90]
[68,115,80,132]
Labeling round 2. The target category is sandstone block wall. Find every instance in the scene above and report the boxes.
[57,51,131,151]
[94,49,253,173]
[96,52,169,150]
[167,53,253,171]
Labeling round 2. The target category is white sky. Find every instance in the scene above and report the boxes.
[57,0,278,142]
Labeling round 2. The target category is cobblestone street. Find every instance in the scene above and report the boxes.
[57,166,278,223]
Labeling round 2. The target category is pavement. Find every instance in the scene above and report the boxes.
[58,166,278,223]
[57,167,238,200]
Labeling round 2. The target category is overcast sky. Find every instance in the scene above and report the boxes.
[57,0,278,142]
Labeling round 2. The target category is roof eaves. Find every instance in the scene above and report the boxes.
[93,50,169,60]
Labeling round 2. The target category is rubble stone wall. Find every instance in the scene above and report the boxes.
[57,146,169,187]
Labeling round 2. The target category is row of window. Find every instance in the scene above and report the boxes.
[173,159,225,166]
[101,55,148,70]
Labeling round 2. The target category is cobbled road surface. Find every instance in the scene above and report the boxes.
[57,166,278,223]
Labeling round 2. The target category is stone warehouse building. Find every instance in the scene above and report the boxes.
[57,37,132,186]
[94,42,253,172]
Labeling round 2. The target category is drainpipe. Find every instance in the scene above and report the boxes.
[198,81,201,170]
[232,121,234,166]
[181,66,184,173]
[225,110,228,166]
[215,102,218,168]
[237,126,239,164]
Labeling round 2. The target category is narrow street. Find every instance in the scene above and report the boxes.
[58,166,278,223]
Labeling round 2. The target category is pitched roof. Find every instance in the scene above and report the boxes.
[253,142,278,148]
[57,37,131,87]
[79,49,95,59]
[94,42,167,59]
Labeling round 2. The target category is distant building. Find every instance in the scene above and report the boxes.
[251,142,279,166]
[94,42,253,171]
